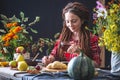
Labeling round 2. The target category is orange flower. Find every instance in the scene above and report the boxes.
[13,35,19,39]
[2,36,7,41]
[12,26,23,34]
[2,35,11,41]
[6,23,13,28]
[0,12,39,61]
[12,22,18,26]
[7,32,15,37]
[6,22,18,28]
[4,41,10,47]
[6,37,11,41]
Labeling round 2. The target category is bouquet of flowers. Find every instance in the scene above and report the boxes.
[93,0,120,53]
[0,12,40,61]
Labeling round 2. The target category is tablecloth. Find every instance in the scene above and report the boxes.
[22,69,120,80]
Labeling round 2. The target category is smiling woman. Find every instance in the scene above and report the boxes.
[41,1,101,70]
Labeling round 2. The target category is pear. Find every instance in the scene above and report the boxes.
[17,61,28,71]
[16,54,24,62]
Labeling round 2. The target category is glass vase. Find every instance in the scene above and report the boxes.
[111,51,120,75]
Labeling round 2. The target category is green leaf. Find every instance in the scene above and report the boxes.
[54,32,60,39]
[30,28,38,33]
[0,14,9,21]
[30,36,33,40]
[28,16,40,26]
[35,16,40,22]
[23,29,29,34]
[39,48,43,53]
[20,11,25,21]
[21,24,26,27]
[23,17,29,22]
[1,20,7,25]
[9,15,20,22]
[0,29,6,33]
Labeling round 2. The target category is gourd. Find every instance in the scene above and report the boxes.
[67,51,95,80]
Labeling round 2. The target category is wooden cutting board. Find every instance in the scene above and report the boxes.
[42,67,67,72]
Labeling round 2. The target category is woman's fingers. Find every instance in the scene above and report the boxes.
[42,56,48,65]
[49,55,55,62]
[67,44,77,53]
[42,56,54,66]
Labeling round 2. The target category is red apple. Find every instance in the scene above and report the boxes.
[16,46,25,53]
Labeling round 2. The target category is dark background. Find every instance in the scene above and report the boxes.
[0,0,111,67]
[0,0,96,40]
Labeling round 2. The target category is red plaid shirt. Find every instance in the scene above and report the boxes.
[50,34,101,65]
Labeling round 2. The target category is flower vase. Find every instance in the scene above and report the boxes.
[111,51,120,75]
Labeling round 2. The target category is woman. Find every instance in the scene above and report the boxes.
[42,2,101,67]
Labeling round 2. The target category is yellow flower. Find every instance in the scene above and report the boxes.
[110,25,118,32]
[93,0,120,53]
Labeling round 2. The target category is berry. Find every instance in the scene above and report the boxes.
[35,65,41,70]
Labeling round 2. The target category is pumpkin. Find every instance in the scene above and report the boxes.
[67,51,95,80]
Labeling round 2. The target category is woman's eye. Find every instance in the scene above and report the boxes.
[71,20,77,23]
[65,19,77,23]
[66,21,69,23]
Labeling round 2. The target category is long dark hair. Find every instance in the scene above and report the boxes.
[57,2,92,60]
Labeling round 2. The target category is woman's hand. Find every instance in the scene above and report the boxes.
[67,44,80,53]
[42,55,55,66]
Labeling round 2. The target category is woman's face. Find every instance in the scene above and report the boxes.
[65,12,83,33]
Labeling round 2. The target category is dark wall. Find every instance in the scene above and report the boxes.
[0,0,96,41]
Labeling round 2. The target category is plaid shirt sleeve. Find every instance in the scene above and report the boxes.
[90,34,101,66]
[50,35,61,59]
[50,40,60,56]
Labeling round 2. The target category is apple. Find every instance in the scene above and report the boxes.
[16,46,25,53]
[9,60,17,68]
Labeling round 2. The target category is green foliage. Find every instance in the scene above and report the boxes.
[31,33,60,55]
[0,11,40,61]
